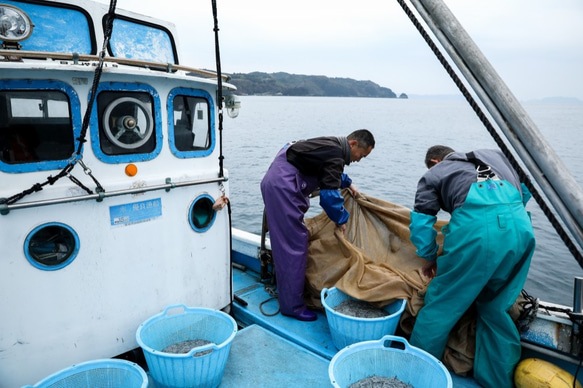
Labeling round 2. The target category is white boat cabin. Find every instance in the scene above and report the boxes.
[0,1,236,386]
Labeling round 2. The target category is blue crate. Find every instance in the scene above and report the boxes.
[136,304,237,388]
[329,335,452,388]
[23,359,148,388]
[321,287,406,350]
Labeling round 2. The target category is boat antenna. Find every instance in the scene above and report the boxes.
[212,0,225,179]
[396,0,583,266]
[0,0,117,206]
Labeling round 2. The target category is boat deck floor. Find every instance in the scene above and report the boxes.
[230,266,483,387]
[221,324,330,387]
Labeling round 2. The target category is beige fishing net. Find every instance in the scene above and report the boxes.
[303,190,525,375]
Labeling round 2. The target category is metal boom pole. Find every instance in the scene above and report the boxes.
[408,0,583,255]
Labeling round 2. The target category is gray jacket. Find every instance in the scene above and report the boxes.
[413,149,523,216]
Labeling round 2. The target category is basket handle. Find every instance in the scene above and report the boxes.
[162,303,189,316]
[186,342,218,357]
[380,335,411,351]
[320,287,330,305]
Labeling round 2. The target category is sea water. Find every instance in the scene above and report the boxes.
[223,96,583,306]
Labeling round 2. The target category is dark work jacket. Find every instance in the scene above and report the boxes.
[286,136,352,190]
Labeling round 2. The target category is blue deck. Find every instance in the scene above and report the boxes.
[230,266,482,387]
[221,324,331,387]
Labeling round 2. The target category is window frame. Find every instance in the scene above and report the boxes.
[0,79,82,173]
[2,0,96,54]
[108,14,178,64]
[24,222,81,271]
[90,82,163,164]
[188,193,217,233]
[167,88,215,159]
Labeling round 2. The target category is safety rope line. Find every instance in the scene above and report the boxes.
[517,289,583,365]
[574,359,583,388]
[210,0,237,313]
[396,0,583,267]
[211,0,225,179]
[0,0,117,206]
[260,209,276,284]
[516,289,539,333]
[259,285,281,317]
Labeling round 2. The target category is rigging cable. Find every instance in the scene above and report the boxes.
[211,0,234,309]
[396,0,583,267]
[0,0,117,206]
[211,0,225,179]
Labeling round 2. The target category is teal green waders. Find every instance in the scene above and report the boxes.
[410,179,535,388]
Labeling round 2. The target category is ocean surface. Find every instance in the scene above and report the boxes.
[222,96,583,306]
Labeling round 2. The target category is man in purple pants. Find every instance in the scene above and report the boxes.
[260,129,375,321]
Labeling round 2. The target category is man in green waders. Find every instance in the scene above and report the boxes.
[408,145,535,388]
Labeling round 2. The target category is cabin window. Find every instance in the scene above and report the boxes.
[0,80,82,173]
[2,0,94,54]
[99,92,155,154]
[173,97,210,151]
[189,194,216,233]
[24,222,80,271]
[91,82,162,163]
[109,17,176,64]
[168,88,215,158]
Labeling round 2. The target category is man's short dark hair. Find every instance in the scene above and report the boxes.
[348,129,375,149]
[425,145,455,168]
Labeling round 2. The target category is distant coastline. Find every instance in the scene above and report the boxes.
[225,72,581,103]
[408,95,582,103]
[227,71,408,99]
[536,96,583,104]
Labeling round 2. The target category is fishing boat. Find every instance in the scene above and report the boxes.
[1,0,581,387]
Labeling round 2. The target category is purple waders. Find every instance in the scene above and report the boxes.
[260,146,319,316]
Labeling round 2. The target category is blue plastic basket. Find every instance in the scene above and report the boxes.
[23,359,148,388]
[321,287,406,350]
[329,335,452,388]
[136,304,237,388]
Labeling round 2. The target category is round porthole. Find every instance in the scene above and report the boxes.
[189,194,216,232]
[24,223,80,271]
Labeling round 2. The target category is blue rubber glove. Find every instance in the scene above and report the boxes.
[340,173,352,189]
[320,189,349,225]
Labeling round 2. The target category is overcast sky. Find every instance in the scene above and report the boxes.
[99,0,583,101]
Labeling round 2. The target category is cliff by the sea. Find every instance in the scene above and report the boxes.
[227,72,407,98]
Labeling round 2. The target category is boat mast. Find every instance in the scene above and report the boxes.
[406,0,583,257]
